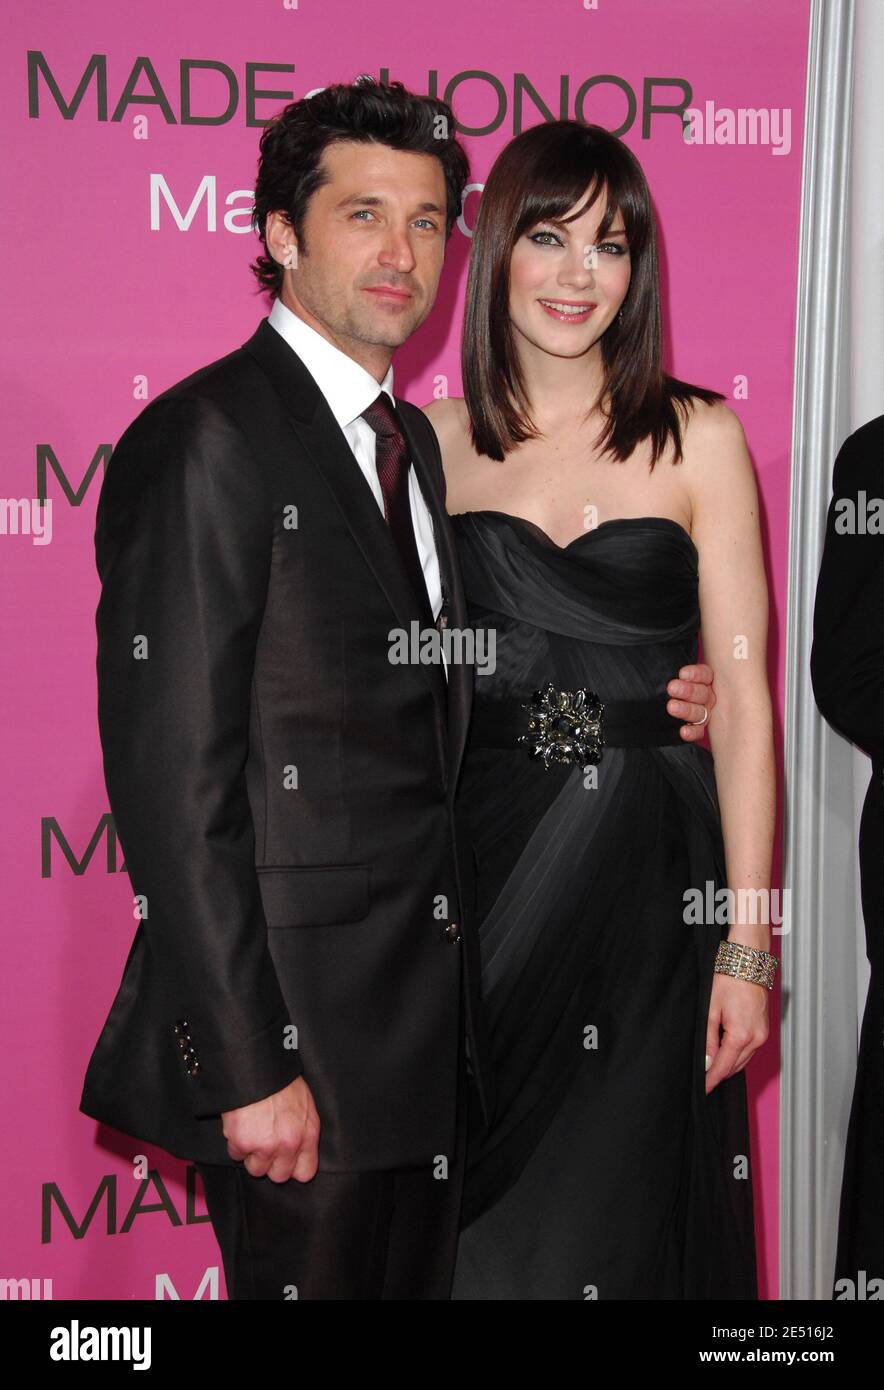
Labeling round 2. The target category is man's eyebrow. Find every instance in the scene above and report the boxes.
[334,193,446,214]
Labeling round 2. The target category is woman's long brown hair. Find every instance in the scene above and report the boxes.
[461,119,723,467]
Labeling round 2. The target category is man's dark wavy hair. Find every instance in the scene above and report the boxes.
[250,77,470,296]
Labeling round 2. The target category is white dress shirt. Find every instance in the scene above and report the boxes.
[267,297,444,632]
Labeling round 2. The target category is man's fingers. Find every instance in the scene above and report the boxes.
[243,1150,272,1178]
[669,663,717,714]
[667,697,707,722]
[668,680,715,708]
[667,698,709,741]
[266,1150,300,1183]
[667,663,715,737]
[290,1141,318,1182]
[226,1083,320,1182]
[678,663,714,686]
[293,1115,321,1182]
[291,1153,318,1183]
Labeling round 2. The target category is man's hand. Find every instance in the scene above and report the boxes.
[221,1075,320,1183]
[666,662,716,741]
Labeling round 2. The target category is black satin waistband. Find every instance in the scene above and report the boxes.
[469,690,686,751]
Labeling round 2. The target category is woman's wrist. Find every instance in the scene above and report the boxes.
[726,924,772,952]
[715,937,778,991]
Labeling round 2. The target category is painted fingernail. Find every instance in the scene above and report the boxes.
[705,1054,712,1070]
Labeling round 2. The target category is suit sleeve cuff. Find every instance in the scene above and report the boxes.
[187,1011,304,1118]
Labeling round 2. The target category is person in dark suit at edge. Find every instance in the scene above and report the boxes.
[811,414,884,1296]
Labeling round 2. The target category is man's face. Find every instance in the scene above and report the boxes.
[270,140,449,363]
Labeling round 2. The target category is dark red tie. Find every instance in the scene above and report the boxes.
[361,392,433,621]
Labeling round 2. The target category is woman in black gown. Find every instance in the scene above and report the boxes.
[423,121,776,1299]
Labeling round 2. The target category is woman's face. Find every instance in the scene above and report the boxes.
[508,191,631,359]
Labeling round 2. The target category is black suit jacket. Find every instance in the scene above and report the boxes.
[80,316,496,1169]
[811,415,884,1283]
[811,414,884,963]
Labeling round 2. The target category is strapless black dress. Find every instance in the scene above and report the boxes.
[449,511,758,1300]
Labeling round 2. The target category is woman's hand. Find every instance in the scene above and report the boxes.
[704,970,769,1093]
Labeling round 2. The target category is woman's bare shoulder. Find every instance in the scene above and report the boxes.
[417,396,477,494]
[418,395,471,445]
[681,395,747,448]
[678,396,758,529]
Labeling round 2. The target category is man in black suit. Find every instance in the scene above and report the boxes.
[811,415,884,1294]
[80,78,716,1299]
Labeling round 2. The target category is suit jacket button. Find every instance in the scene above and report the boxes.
[445,922,461,944]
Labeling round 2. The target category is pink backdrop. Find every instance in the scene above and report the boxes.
[1,0,809,1299]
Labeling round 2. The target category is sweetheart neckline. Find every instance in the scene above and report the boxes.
[452,509,697,555]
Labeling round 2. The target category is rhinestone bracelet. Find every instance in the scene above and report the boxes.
[714,939,778,991]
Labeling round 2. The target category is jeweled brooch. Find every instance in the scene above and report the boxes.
[517,682,606,769]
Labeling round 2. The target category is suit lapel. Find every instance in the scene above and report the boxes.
[243,318,450,727]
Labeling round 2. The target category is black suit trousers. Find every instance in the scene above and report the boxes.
[195,999,469,1300]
